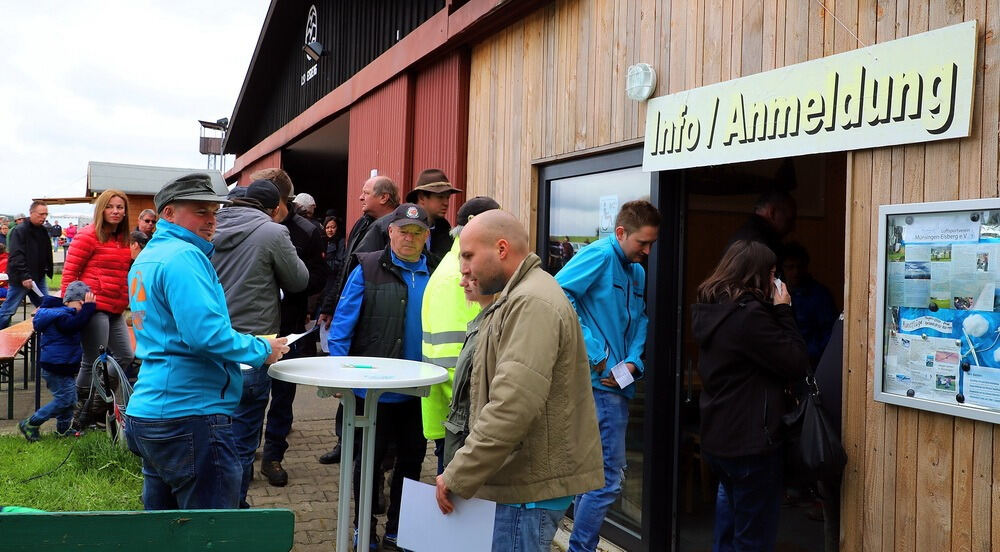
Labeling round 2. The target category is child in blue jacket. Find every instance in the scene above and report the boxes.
[19,280,96,441]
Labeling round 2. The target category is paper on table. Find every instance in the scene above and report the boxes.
[611,361,634,389]
[398,478,495,552]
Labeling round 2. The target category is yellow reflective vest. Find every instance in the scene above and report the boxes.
[420,238,481,440]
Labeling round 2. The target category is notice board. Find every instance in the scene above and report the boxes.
[875,199,1000,423]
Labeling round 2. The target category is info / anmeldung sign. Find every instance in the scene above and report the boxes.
[642,21,977,172]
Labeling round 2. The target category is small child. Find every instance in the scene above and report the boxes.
[19,280,96,441]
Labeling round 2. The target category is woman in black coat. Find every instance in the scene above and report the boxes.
[322,216,346,278]
[690,239,809,552]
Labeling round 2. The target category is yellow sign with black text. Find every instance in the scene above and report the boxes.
[642,21,977,171]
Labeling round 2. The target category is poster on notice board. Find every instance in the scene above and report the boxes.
[876,201,1000,423]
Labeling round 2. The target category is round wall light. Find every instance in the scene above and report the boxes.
[626,63,657,101]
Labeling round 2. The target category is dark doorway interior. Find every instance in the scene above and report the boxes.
[675,152,846,552]
[282,113,351,223]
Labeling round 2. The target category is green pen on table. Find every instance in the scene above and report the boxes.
[344,363,375,369]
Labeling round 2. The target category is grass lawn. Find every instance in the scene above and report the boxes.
[0,431,142,511]
[48,273,61,292]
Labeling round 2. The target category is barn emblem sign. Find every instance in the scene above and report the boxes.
[301,4,319,86]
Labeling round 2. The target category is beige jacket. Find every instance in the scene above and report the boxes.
[442,254,603,504]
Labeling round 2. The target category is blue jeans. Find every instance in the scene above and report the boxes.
[569,389,629,552]
[704,449,783,552]
[0,280,47,329]
[125,414,241,510]
[262,343,299,463]
[232,364,272,508]
[29,369,76,433]
[492,504,565,552]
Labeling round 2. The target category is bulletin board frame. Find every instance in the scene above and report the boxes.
[874,198,1000,424]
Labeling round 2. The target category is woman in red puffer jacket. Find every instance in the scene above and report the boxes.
[61,189,134,428]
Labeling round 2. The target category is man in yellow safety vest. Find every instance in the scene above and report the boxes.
[420,196,500,473]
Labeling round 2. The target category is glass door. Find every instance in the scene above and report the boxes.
[537,148,679,552]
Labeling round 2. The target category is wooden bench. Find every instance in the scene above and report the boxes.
[0,508,295,551]
[0,319,34,420]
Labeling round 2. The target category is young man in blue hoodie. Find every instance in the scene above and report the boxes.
[555,200,660,552]
[328,203,431,551]
[19,280,96,441]
[125,174,289,510]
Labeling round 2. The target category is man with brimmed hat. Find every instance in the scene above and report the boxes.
[125,173,290,510]
[358,169,462,272]
[211,178,309,507]
[326,202,433,550]
[419,196,500,475]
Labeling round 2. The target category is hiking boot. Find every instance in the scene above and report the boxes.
[318,443,341,464]
[382,533,413,551]
[261,460,288,487]
[18,419,40,442]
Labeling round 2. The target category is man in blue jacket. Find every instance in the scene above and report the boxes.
[555,200,660,552]
[125,173,289,510]
[328,203,431,551]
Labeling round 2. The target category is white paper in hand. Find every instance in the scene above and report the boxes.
[611,361,634,389]
[30,281,44,297]
[318,322,330,353]
[398,478,495,552]
[282,322,318,346]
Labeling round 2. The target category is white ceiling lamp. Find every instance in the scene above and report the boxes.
[626,63,657,101]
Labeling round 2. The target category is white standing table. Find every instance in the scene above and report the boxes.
[268,356,448,552]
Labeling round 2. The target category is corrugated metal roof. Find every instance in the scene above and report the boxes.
[87,162,229,196]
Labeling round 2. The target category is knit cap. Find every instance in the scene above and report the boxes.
[63,281,91,303]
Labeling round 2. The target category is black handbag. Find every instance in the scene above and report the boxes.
[782,373,847,483]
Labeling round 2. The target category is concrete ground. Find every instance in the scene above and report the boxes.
[0,299,627,551]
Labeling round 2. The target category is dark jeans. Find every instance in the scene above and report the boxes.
[232,364,272,507]
[262,344,300,463]
[125,414,241,510]
[352,396,426,534]
[434,438,445,475]
[704,449,783,552]
[29,369,76,433]
[819,476,841,552]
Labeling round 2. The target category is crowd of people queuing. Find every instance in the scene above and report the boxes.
[5,166,840,552]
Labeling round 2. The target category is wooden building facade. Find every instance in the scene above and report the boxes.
[225,1,1000,550]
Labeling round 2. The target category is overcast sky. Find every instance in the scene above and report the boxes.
[0,0,270,216]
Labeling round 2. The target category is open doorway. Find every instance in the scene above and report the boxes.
[675,152,846,551]
[282,113,350,223]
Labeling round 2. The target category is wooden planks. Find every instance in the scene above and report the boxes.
[464,3,1000,549]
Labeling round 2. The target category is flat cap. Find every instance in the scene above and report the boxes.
[154,173,232,213]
